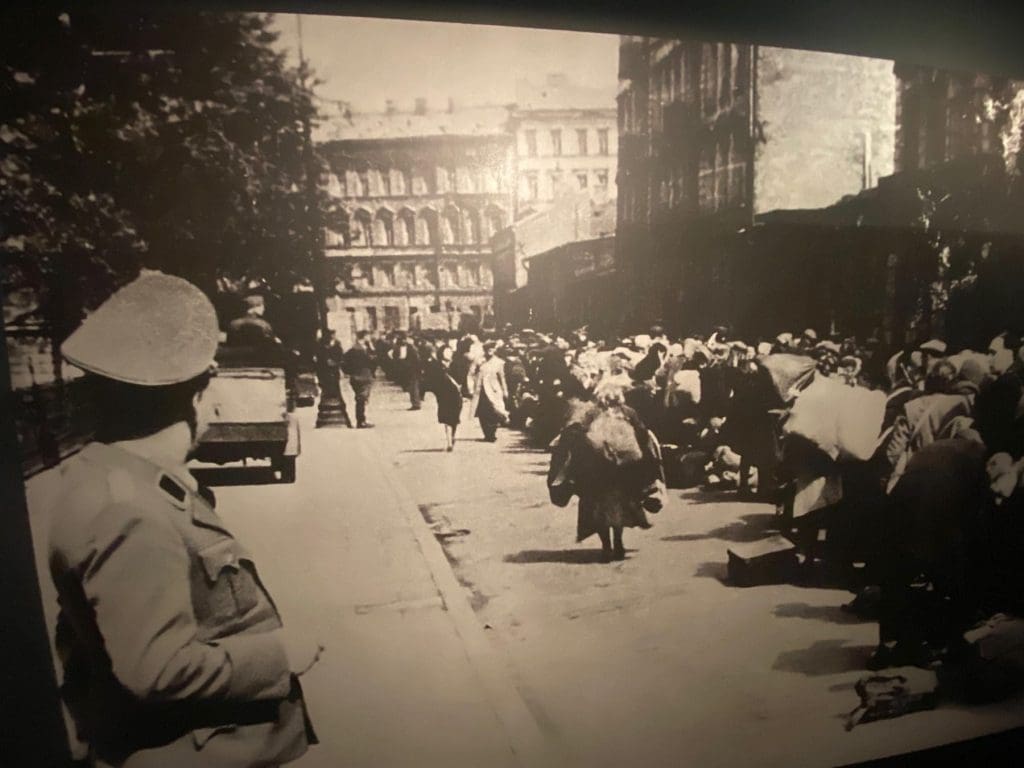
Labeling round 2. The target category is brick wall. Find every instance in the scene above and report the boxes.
[754,47,896,214]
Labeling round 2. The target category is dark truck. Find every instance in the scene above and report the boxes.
[191,344,300,483]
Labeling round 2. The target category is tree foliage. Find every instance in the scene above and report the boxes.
[1,9,323,334]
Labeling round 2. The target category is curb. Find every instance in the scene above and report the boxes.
[354,425,554,768]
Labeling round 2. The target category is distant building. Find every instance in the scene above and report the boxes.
[521,236,618,335]
[615,37,896,332]
[491,191,616,328]
[317,100,516,344]
[510,73,618,219]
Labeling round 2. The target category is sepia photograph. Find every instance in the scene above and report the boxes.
[3,2,1024,766]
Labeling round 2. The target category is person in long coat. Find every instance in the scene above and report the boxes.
[469,341,510,442]
[424,346,464,451]
[547,380,666,562]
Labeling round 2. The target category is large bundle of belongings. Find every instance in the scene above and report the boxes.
[548,382,666,550]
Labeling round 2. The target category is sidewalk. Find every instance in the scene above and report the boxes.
[210,385,542,768]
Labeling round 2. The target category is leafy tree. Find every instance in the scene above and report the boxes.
[2,9,324,341]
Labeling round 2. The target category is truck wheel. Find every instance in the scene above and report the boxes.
[275,456,296,484]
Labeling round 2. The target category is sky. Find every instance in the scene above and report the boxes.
[271,14,619,113]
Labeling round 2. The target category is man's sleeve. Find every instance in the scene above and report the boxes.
[84,504,292,703]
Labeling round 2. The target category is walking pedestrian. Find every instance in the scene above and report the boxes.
[342,330,378,428]
[390,332,422,411]
[469,341,510,442]
[425,346,463,451]
[49,271,321,767]
[547,378,666,562]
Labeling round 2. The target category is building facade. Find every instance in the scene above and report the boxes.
[615,37,896,333]
[317,103,515,344]
[510,74,618,218]
[491,190,616,327]
[520,236,619,335]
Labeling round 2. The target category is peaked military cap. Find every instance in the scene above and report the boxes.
[62,270,219,386]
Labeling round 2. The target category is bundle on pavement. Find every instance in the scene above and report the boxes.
[845,667,940,730]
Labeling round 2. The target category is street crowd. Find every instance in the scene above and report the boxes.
[334,320,1024,700]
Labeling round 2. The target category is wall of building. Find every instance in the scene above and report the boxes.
[514,111,618,212]
[319,130,513,345]
[754,47,896,214]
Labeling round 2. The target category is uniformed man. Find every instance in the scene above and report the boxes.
[226,294,278,347]
[48,271,321,767]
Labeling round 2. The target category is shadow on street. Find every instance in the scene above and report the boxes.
[661,512,781,543]
[773,602,871,625]
[772,639,876,676]
[504,548,634,565]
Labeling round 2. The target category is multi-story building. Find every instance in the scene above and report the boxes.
[317,101,516,344]
[616,37,896,333]
[510,73,618,218]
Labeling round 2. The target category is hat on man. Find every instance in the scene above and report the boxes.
[757,342,774,356]
[61,271,219,386]
[775,332,794,347]
[816,340,841,355]
[919,339,948,355]
[803,328,818,342]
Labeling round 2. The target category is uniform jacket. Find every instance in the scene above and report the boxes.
[48,442,315,768]
[341,343,377,382]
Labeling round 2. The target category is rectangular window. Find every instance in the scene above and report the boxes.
[384,306,400,332]
[525,129,537,157]
[365,306,378,332]
[551,129,562,156]
[702,43,717,116]
[598,128,609,155]
[719,43,732,109]
[577,129,588,156]
[549,171,564,198]
[576,171,588,190]
[596,170,608,189]
[527,173,539,200]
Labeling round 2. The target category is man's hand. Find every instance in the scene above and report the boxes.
[280,628,324,676]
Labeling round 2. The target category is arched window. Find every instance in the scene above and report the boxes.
[456,167,474,193]
[441,206,460,245]
[483,206,506,240]
[395,208,415,246]
[351,209,372,246]
[326,173,343,197]
[461,208,481,244]
[390,169,407,196]
[345,171,363,197]
[415,209,436,245]
[411,168,428,195]
[372,210,393,246]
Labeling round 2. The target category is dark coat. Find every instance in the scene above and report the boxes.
[341,344,376,381]
[975,366,1024,458]
[425,361,463,426]
[548,404,665,542]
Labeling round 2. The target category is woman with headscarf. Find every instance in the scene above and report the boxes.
[547,378,665,562]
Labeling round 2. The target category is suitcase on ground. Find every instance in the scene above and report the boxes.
[726,535,799,587]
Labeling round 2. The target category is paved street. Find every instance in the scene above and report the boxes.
[24,378,1024,768]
